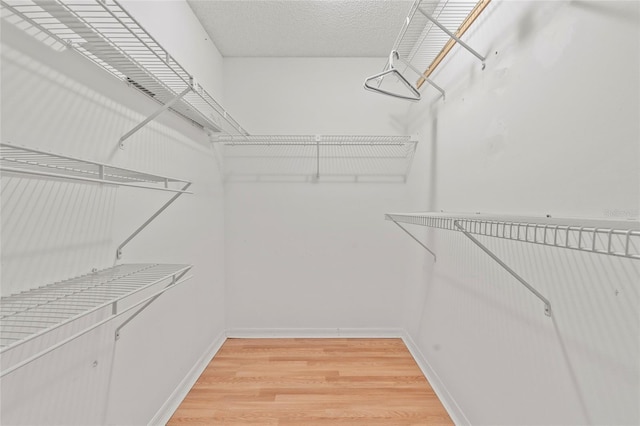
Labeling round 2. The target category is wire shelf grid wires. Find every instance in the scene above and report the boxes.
[1,143,191,192]
[213,135,414,146]
[214,135,418,183]
[0,263,191,351]
[385,213,640,260]
[391,1,480,74]
[0,0,247,135]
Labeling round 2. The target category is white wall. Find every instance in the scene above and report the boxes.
[399,1,640,424]
[0,1,226,424]
[223,58,415,334]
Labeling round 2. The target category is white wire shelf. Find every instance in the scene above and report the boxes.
[386,212,640,260]
[213,135,418,183]
[386,212,640,317]
[367,0,489,100]
[0,263,192,352]
[213,135,415,146]
[0,0,247,136]
[1,143,191,193]
[392,1,484,76]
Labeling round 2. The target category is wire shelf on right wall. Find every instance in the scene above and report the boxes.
[365,0,491,101]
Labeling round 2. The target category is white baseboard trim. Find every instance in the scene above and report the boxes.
[149,330,227,426]
[225,327,405,338]
[401,331,469,426]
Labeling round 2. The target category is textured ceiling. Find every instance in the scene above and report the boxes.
[186,0,414,57]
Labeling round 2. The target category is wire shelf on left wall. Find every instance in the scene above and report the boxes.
[0,264,193,377]
[1,143,191,192]
[1,142,195,377]
[0,0,247,139]
[0,263,192,352]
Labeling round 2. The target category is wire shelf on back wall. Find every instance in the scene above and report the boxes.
[0,0,247,137]
[213,135,418,183]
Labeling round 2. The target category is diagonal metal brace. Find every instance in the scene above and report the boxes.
[389,217,437,261]
[417,6,486,65]
[119,86,193,148]
[117,181,192,259]
[398,55,446,100]
[453,220,551,317]
[114,269,190,340]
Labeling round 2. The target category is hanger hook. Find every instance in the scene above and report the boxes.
[389,50,400,69]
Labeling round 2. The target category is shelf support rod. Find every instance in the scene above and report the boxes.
[453,220,551,317]
[396,54,446,99]
[316,135,321,180]
[117,181,192,259]
[114,269,189,340]
[416,6,486,65]
[389,217,436,261]
[119,86,192,149]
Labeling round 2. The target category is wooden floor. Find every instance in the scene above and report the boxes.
[168,338,453,425]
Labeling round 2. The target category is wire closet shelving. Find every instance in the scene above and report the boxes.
[0,1,422,179]
[0,0,248,146]
[213,135,418,183]
[386,212,640,317]
[0,143,191,192]
[1,143,194,376]
[0,264,193,376]
[365,0,490,101]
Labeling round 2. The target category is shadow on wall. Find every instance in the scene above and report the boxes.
[0,39,130,163]
[0,177,117,297]
[411,227,639,424]
[570,0,640,24]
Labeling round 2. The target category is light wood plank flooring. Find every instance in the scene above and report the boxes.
[168,338,453,425]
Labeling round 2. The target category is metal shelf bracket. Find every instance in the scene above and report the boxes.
[453,220,551,317]
[416,6,486,68]
[116,181,193,259]
[119,86,193,149]
[114,269,188,340]
[387,215,437,261]
[315,135,321,180]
